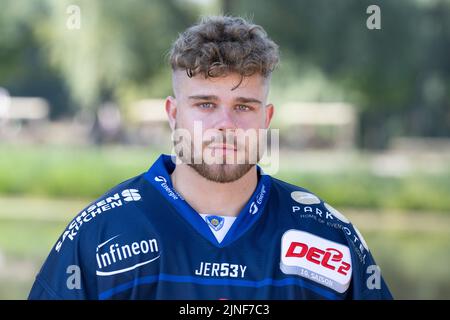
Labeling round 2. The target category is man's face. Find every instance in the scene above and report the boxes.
[166,70,274,183]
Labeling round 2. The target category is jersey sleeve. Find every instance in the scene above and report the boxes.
[28,211,98,300]
[345,223,393,300]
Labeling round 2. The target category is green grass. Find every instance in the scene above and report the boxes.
[0,143,449,212]
[0,144,165,198]
[0,197,86,259]
[276,171,450,212]
[366,231,450,299]
[0,218,66,259]
[0,277,36,300]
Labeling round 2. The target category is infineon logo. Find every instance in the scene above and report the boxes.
[55,189,142,252]
[280,230,352,293]
[96,235,160,276]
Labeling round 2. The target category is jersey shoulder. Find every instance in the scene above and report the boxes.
[270,177,394,299]
[29,172,160,299]
[269,176,366,247]
[271,176,351,220]
[54,172,149,253]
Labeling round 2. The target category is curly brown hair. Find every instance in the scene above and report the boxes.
[169,16,280,84]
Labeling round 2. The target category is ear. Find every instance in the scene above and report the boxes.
[165,96,177,130]
[264,103,274,128]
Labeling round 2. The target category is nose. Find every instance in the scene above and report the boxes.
[214,106,236,132]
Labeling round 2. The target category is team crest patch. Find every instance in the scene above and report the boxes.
[205,215,225,231]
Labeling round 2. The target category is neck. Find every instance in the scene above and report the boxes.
[170,162,258,217]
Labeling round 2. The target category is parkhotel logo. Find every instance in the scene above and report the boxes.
[170,121,279,175]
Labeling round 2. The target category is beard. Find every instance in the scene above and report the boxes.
[189,161,255,183]
[173,124,261,183]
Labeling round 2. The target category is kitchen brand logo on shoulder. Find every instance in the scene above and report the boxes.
[280,230,352,293]
[55,189,142,252]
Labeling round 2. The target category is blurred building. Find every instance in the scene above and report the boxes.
[275,102,358,150]
[0,89,50,143]
[127,99,172,147]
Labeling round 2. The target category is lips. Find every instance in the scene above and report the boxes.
[208,144,237,151]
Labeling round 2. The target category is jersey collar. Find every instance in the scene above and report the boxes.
[144,154,272,248]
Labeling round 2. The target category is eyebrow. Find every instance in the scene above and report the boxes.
[188,95,219,101]
[188,95,262,105]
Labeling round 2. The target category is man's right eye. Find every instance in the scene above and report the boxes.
[198,103,215,109]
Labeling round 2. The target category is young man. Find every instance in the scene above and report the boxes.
[29,16,392,300]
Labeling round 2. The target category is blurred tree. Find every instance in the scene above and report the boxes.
[33,0,197,114]
[229,0,450,148]
[0,0,198,119]
[222,0,234,14]
[0,1,73,118]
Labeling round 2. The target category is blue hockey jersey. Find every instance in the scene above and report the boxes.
[28,154,393,300]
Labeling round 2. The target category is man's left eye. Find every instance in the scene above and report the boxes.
[236,105,251,111]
